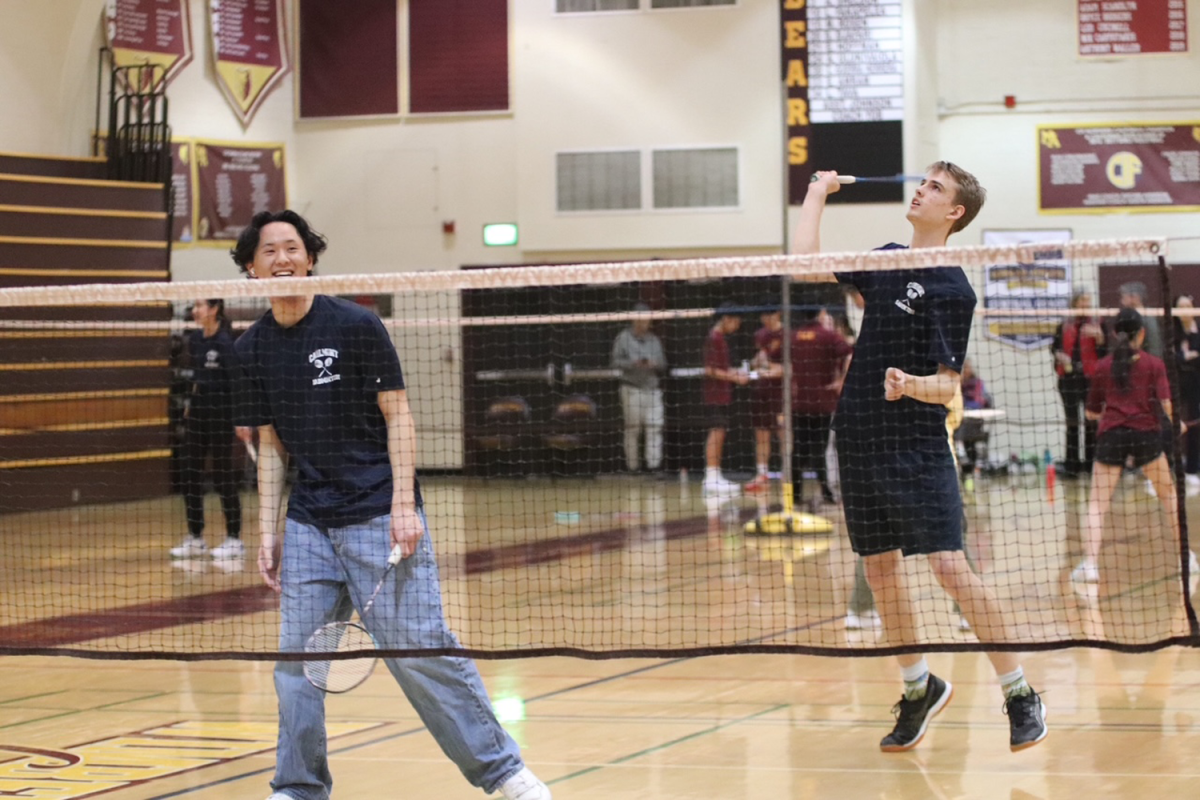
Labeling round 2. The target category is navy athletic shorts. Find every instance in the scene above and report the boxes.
[836,441,963,557]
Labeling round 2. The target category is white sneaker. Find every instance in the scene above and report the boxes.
[958,615,972,631]
[845,610,881,630]
[499,767,551,800]
[1186,474,1200,488]
[265,794,292,800]
[1071,560,1100,584]
[170,537,207,558]
[210,537,245,560]
[703,477,741,498]
[1145,478,1158,497]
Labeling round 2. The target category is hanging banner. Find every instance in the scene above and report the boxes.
[170,140,196,244]
[981,230,1073,350]
[1038,122,1200,213]
[105,0,194,88]
[1078,0,1187,57]
[193,140,287,242]
[210,0,291,126]
[781,0,812,204]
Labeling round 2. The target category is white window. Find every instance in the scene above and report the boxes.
[556,151,642,211]
[652,147,739,209]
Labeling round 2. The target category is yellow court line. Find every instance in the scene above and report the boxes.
[0,267,169,278]
[0,448,171,470]
[0,330,168,339]
[0,360,168,371]
[0,417,169,435]
[0,387,168,403]
[0,235,167,249]
[0,150,105,163]
[0,172,162,190]
[0,204,166,219]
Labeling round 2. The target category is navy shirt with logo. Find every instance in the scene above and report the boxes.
[834,243,976,451]
[235,295,421,527]
[187,328,239,421]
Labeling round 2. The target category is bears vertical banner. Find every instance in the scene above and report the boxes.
[781,0,812,205]
[210,0,291,126]
[105,0,194,88]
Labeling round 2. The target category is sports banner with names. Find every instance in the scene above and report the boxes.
[193,140,287,242]
[1078,0,1188,57]
[170,140,195,244]
[105,0,194,88]
[209,0,291,126]
[981,230,1073,350]
[1038,122,1200,213]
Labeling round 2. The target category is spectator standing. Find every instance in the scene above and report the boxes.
[611,303,667,474]
[1051,291,1105,476]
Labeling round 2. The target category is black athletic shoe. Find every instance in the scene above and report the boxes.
[1004,689,1048,752]
[880,674,953,752]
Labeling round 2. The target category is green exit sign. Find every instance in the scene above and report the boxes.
[483,223,518,247]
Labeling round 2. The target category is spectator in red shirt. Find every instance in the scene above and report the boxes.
[791,307,852,505]
[1051,290,1106,476]
[1073,307,1190,584]
[703,304,749,496]
[745,306,785,496]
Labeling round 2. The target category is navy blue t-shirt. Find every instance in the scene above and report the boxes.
[187,328,239,420]
[834,243,976,451]
[235,295,421,527]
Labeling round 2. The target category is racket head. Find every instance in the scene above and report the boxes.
[303,621,378,693]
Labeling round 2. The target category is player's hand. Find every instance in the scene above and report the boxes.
[809,171,843,196]
[258,532,282,593]
[235,426,254,443]
[734,370,751,386]
[884,367,908,401]
[390,506,425,559]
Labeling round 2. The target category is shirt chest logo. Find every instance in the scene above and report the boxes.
[895,281,925,315]
[204,349,220,369]
[309,348,341,385]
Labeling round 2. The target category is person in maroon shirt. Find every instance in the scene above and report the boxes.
[1074,307,1189,584]
[791,307,853,505]
[745,306,785,495]
[702,304,749,495]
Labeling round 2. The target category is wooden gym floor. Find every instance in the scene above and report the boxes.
[2,473,1199,798]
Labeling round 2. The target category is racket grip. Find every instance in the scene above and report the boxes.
[387,543,404,565]
[808,174,857,184]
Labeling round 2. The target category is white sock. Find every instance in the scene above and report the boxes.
[901,658,930,700]
[901,658,929,684]
[997,666,1030,698]
[757,463,768,477]
[706,467,721,482]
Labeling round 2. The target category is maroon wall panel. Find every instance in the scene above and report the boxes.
[299,0,399,118]
[409,0,508,114]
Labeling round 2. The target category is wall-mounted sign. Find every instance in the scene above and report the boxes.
[210,0,291,126]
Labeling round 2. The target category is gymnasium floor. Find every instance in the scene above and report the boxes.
[2,473,1198,798]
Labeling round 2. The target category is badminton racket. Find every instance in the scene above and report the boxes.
[809,174,926,184]
[303,543,403,693]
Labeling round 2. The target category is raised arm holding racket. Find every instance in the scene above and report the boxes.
[233,210,551,800]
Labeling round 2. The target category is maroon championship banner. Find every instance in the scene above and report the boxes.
[170,140,195,244]
[105,0,194,88]
[782,0,812,204]
[209,0,291,126]
[193,140,287,242]
[1038,123,1200,213]
[1079,0,1188,56]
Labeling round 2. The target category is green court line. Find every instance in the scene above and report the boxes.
[546,702,789,786]
[0,691,171,731]
[0,689,68,705]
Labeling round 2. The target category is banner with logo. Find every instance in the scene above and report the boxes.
[1038,122,1200,213]
[209,0,291,126]
[105,0,194,88]
[981,230,1073,350]
[193,140,287,243]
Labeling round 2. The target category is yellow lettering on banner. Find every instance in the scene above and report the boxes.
[785,59,808,88]
[784,0,806,8]
[788,99,810,127]
[789,136,809,165]
[1040,130,1062,149]
[784,21,807,48]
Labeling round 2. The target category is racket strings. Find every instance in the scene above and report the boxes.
[304,621,378,693]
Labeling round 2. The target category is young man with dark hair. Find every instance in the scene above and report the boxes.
[789,306,852,506]
[796,163,1047,753]
[232,210,550,800]
[702,304,749,497]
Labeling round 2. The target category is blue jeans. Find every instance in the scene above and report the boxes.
[272,511,524,799]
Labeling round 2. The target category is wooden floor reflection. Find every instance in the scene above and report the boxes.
[2,472,1199,797]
